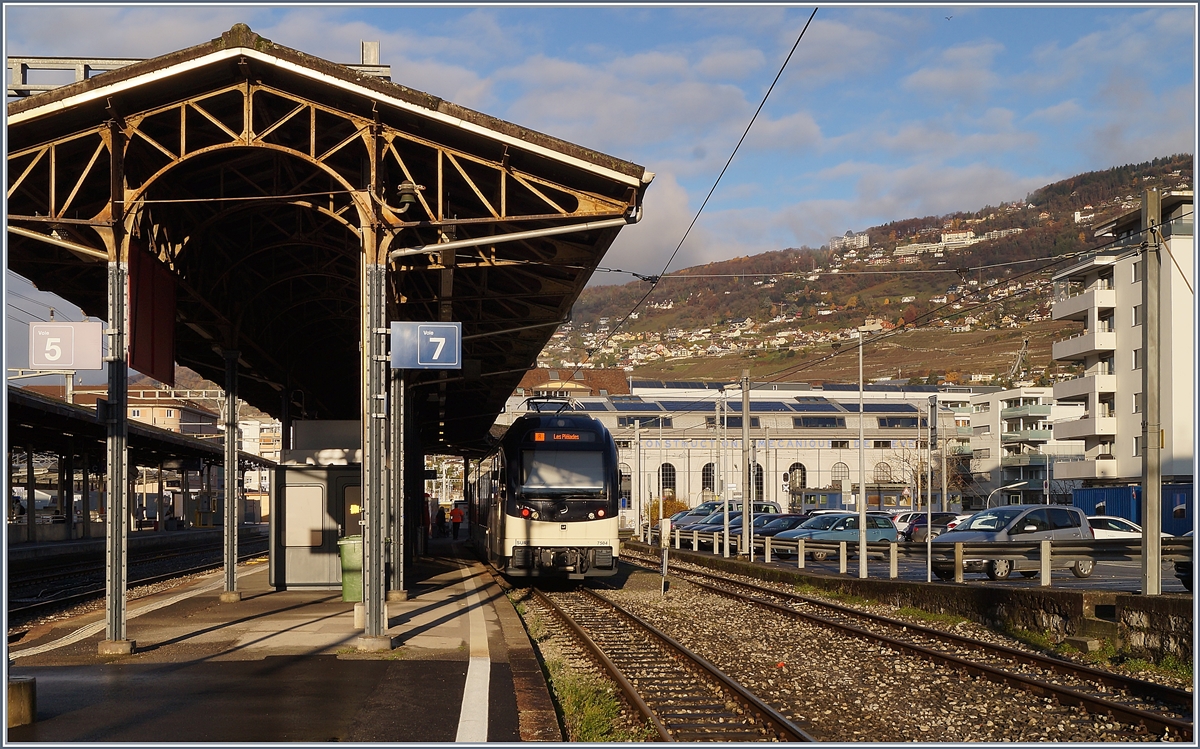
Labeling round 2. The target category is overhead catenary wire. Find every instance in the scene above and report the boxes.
[566,7,819,376]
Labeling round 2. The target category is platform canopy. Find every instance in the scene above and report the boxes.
[7,24,652,455]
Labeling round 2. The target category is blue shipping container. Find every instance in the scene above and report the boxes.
[1072,484,1193,536]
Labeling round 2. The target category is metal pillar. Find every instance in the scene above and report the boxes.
[82,452,91,539]
[1141,188,1162,595]
[633,424,642,540]
[222,349,241,600]
[102,258,131,649]
[362,236,389,640]
[857,330,867,578]
[26,446,35,543]
[64,445,75,536]
[389,371,407,600]
[740,370,750,556]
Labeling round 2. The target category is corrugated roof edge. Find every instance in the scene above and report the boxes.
[7,23,647,182]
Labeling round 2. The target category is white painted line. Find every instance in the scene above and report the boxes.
[454,565,490,742]
[9,565,264,660]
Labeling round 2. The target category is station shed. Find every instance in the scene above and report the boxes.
[7,24,652,650]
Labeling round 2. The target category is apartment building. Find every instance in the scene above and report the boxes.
[969,387,1085,506]
[1050,190,1194,485]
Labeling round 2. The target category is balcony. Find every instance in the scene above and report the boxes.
[1052,288,1116,322]
[1001,452,1085,468]
[1053,455,1120,481]
[1001,404,1052,419]
[1054,416,1117,440]
[1053,374,1117,402]
[1052,330,1117,361]
[1001,429,1053,443]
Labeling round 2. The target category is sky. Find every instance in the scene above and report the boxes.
[3,2,1197,375]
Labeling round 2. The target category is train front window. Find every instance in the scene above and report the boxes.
[521,450,605,493]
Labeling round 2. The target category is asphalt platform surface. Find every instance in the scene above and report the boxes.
[6,531,555,743]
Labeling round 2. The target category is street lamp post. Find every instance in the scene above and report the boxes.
[987,481,1029,508]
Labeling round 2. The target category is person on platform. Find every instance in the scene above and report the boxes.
[435,507,447,538]
[449,505,464,540]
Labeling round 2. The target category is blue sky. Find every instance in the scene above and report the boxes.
[3,3,1197,371]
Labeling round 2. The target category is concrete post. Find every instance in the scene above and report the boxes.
[740,370,750,556]
[1141,188,1162,595]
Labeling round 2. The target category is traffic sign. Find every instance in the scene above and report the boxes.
[29,321,103,369]
[390,321,462,369]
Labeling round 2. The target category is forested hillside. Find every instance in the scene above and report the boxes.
[572,154,1192,332]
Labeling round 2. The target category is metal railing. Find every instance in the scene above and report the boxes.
[641,526,1192,588]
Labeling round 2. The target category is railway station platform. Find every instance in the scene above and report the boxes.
[6,532,559,742]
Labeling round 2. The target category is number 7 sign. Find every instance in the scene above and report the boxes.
[390,321,462,369]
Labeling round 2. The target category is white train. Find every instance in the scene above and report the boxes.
[471,409,620,578]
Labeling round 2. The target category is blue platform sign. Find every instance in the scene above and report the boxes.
[391,321,462,369]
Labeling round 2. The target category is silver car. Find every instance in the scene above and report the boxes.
[932,504,1094,580]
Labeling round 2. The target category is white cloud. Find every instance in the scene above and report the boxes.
[593,173,714,284]
[1025,99,1085,124]
[901,41,1004,106]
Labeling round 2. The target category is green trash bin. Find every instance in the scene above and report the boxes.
[338,535,363,602]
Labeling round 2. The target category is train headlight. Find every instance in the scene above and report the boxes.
[588,512,595,520]
[520,508,531,518]
[597,509,606,518]
[532,511,540,519]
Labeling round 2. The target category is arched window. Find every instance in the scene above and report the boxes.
[786,462,807,490]
[618,463,631,500]
[701,463,716,492]
[660,463,676,500]
[830,462,850,489]
[753,463,765,501]
[874,462,893,483]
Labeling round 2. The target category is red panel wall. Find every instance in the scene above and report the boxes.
[128,239,177,386]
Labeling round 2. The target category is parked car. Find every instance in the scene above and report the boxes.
[904,512,962,542]
[756,514,811,537]
[931,504,1094,581]
[1087,515,1170,539]
[676,510,739,533]
[892,511,923,534]
[944,513,975,531]
[1175,531,1193,592]
[775,512,898,560]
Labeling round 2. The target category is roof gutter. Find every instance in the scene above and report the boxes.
[387,206,641,263]
[8,225,109,261]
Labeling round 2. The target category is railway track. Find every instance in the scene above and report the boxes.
[624,554,1193,741]
[7,542,269,621]
[531,586,813,742]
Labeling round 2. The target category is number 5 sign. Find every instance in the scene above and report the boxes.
[390,321,462,370]
[29,322,104,369]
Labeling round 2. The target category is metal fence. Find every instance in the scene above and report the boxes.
[641,526,1193,587]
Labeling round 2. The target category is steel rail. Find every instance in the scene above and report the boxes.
[579,586,813,741]
[662,560,1192,709]
[631,557,1192,740]
[552,588,816,739]
[7,545,269,620]
[530,588,672,742]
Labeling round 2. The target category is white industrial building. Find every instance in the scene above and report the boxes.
[498,380,998,515]
[1049,189,1194,485]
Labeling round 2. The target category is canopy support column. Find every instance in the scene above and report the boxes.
[389,371,407,601]
[221,348,242,602]
[101,119,133,655]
